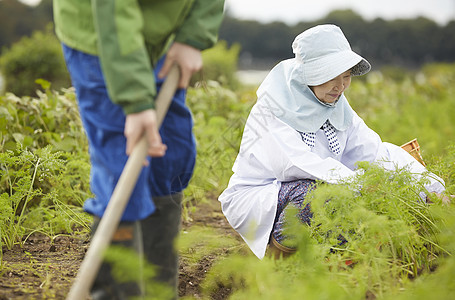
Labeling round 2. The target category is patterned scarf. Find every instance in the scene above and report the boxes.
[299,120,341,155]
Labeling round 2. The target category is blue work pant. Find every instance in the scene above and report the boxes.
[62,44,196,221]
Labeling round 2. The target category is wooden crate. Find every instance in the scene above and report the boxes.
[400,138,426,166]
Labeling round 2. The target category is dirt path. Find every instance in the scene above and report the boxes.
[0,199,242,299]
[0,234,89,299]
[179,199,243,299]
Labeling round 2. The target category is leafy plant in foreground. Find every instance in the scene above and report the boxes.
[0,80,87,153]
[0,146,50,250]
[202,161,454,299]
[0,145,91,252]
[307,162,451,297]
[381,204,455,300]
[103,245,174,300]
[203,224,358,300]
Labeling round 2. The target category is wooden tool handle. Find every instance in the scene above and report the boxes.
[66,64,180,300]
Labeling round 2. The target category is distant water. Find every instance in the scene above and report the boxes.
[236,70,269,86]
[0,71,268,93]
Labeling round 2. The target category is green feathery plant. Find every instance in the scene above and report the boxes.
[202,161,454,299]
[0,145,91,252]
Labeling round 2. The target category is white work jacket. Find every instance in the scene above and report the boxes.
[218,101,445,259]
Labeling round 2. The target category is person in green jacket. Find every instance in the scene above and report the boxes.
[53,1,225,298]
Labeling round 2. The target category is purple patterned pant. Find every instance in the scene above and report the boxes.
[271,179,317,246]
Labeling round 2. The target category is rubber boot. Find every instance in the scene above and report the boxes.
[89,218,143,300]
[140,193,182,300]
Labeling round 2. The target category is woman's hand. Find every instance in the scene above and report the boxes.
[431,192,454,205]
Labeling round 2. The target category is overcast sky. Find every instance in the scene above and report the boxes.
[19,0,455,25]
[225,0,455,25]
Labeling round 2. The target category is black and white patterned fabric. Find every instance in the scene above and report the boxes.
[299,120,341,155]
[322,120,341,155]
[300,132,316,148]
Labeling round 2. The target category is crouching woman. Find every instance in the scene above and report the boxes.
[218,25,447,259]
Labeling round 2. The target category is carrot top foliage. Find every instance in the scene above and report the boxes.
[0,55,454,299]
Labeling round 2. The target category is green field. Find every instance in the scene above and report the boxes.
[1,63,455,299]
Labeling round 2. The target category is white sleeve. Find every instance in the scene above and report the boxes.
[377,142,445,194]
[238,109,359,184]
[342,113,445,194]
[341,113,382,169]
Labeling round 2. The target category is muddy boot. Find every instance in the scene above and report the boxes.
[140,193,182,300]
[90,218,143,300]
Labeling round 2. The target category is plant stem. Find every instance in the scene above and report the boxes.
[12,157,40,248]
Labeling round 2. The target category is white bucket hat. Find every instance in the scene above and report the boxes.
[292,24,371,86]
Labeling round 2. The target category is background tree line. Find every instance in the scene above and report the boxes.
[220,10,455,69]
[1,0,454,73]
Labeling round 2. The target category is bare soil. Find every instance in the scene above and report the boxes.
[0,199,242,299]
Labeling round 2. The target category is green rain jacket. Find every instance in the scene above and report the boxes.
[53,0,225,114]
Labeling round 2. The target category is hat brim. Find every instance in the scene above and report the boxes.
[351,59,371,77]
[303,50,371,86]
